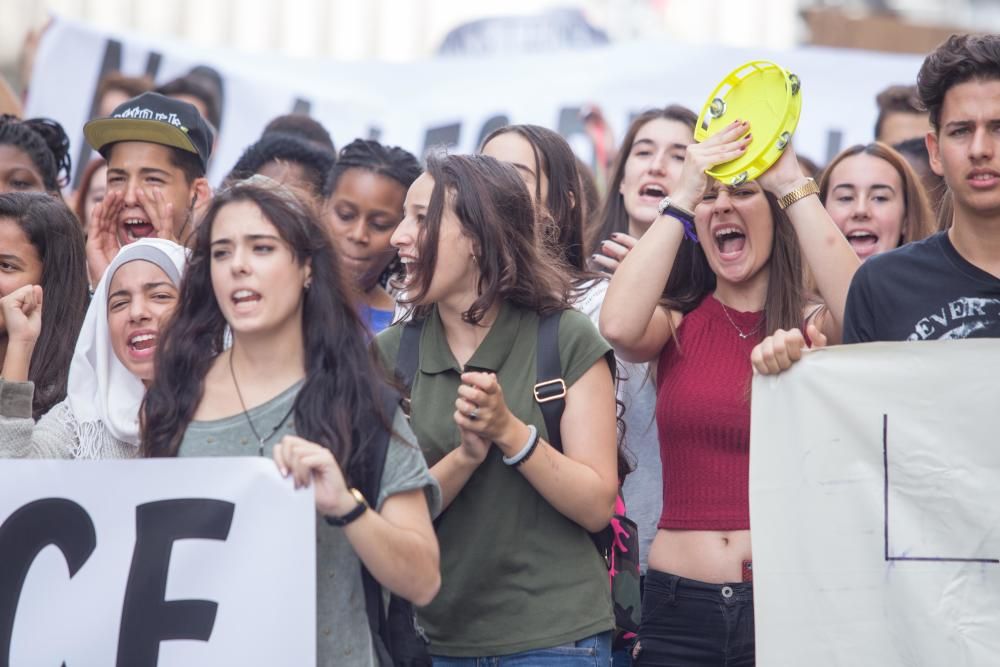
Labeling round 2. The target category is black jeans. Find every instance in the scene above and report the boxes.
[635,570,754,666]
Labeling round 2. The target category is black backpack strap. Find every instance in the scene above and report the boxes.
[396,319,423,417]
[397,319,422,388]
[357,384,404,665]
[535,311,567,451]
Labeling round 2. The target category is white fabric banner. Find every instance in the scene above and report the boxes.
[0,457,315,666]
[750,340,1000,665]
[26,16,925,188]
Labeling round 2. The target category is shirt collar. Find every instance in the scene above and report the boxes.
[419,301,523,375]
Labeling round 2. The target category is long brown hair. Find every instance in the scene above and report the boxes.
[590,105,697,253]
[662,189,805,338]
[73,157,106,228]
[480,124,588,280]
[818,142,934,248]
[141,179,393,476]
[0,193,88,418]
[401,154,571,323]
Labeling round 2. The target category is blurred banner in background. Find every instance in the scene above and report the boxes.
[27,16,924,187]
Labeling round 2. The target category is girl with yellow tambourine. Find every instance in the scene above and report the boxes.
[599,63,861,664]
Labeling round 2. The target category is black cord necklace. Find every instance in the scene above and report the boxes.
[228,350,296,456]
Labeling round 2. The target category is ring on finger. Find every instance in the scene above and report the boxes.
[468,407,479,420]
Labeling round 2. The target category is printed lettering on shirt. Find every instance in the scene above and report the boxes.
[906,297,1000,340]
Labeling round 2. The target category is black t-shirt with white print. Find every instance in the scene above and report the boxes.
[844,231,1000,343]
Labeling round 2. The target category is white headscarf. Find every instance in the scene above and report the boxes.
[67,238,187,458]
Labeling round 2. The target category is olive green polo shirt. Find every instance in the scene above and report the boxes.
[375,301,614,657]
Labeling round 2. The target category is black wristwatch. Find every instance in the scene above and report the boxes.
[656,196,695,223]
[324,488,369,527]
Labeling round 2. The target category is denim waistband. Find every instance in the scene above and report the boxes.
[645,569,753,605]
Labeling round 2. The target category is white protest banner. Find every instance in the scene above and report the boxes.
[0,458,315,666]
[26,16,925,188]
[750,340,1000,665]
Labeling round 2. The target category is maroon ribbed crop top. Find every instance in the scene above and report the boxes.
[655,295,763,531]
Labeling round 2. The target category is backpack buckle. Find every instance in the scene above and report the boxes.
[533,378,567,403]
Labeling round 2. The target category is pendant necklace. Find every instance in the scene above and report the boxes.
[229,350,295,456]
[718,300,764,340]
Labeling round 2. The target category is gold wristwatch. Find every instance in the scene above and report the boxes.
[324,488,369,526]
[777,178,819,210]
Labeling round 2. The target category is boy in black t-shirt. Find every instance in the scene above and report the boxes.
[751,34,1000,373]
[843,34,1000,343]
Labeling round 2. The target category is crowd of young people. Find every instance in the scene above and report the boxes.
[0,31,998,666]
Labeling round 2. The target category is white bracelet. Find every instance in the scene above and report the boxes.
[502,425,538,466]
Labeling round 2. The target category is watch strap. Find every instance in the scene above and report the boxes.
[657,196,695,222]
[777,178,820,210]
[657,197,699,243]
[325,488,369,527]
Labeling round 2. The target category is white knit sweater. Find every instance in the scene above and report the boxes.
[0,380,138,459]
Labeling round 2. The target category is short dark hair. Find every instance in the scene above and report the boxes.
[95,73,154,109]
[917,33,1000,132]
[0,114,73,192]
[873,85,923,140]
[227,133,336,196]
[0,193,88,419]
[263,114,335,151]
[101,141,205,183]
[156,75,222,130]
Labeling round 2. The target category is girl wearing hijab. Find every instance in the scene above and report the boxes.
[0,237,186,458]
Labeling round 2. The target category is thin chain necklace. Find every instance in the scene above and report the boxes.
[718,300,765,340]
[228,350,296,456]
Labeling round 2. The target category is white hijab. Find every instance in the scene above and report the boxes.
[67,238,187,458]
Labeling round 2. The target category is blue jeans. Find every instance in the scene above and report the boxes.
[636,570,754,666]
[432,631,612,666]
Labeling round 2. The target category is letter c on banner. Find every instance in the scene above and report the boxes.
[116,499,235,667]
[0,498,97,667]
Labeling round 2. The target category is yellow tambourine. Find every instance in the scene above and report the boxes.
[694,60,802,186]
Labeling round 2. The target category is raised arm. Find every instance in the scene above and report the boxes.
[756,144,860,343]
[0,284,79,459]
[600,120,751,363]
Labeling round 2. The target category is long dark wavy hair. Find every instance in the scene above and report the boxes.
[141,179,394,478]
[0,193,88,418]
[399,153,571,324]
[480,124,590,281]
[664,188,805,339]
[589,105,697,253]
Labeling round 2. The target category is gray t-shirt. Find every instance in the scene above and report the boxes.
[177,381,441,666]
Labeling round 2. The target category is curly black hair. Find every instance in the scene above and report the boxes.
[322,138,421,198]
[323,139,421,287]
[263,114,335,151]
[226,132,336,196]
[0,115,72,192]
